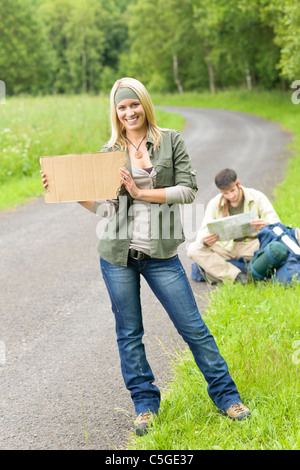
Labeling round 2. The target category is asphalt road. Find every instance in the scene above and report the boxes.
[0,107,291,450]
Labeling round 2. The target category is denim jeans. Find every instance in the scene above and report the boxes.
[100,255,241,415]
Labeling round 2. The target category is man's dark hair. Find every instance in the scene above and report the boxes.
[215,168,237,189]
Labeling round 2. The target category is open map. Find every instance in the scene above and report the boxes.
[207,212,256,241]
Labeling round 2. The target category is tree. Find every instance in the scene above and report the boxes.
[261,0,300,81]
[63,0,106,93]
[1,0,296,95]
[0,0,52,94]
[38,0,132,93]
[39,0,106,93]
[124,0,203,92]
[192,0,227,93]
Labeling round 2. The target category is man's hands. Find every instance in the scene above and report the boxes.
[203,233,219,246]
[203,219,267,247]
[250,219,268,231]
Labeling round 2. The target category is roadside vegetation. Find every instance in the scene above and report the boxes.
[0,95,184,210]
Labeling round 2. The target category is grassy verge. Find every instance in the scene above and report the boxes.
[127,90,300,450]
[128,281,300,450]
[0,94,185,211]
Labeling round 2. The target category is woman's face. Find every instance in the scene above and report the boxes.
[116,98,147,134]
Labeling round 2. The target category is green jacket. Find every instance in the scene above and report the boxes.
[97,129,198,266]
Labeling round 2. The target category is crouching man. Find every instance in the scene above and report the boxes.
[187,168,280,284]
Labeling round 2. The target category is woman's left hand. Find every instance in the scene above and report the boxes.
[119,167,141,199]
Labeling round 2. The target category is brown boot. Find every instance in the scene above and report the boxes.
[133,412,153,435]
[225,403,251,421]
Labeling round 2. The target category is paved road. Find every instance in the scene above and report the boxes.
[0,107,291,450]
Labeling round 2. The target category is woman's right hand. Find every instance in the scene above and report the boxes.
[40,170,48,189]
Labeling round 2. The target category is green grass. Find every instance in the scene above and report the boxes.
[128,281,300,450]
[0,94,185,210]
[0,95,107,210]
[127,89,300,450]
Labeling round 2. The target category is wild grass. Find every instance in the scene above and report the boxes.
[0,94,184,210]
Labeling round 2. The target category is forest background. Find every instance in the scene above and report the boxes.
[1,0,299,97]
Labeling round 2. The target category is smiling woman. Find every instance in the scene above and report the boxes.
[83,77,250,434]
[39,79,251,436]
[116,97,147,159]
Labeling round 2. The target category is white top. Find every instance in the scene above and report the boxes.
[91,164,196,255]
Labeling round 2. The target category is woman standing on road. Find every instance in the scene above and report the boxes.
[41,77,250,435]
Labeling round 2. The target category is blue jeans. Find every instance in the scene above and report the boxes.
[100,255,241,415]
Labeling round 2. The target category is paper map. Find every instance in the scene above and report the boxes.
[207,212,256,241]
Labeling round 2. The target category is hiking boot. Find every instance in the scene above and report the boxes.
[133,412,153,436]
[225,403,251,421]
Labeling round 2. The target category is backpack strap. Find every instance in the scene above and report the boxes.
[272,226,300,255]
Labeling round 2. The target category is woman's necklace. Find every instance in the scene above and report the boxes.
[126,135,146,159]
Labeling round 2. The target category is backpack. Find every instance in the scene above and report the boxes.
[249,241,288,280]
[253,223,300,283]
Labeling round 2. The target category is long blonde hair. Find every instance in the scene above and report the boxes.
[107,77,162,150]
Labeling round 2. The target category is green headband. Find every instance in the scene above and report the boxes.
[114,87,140,105]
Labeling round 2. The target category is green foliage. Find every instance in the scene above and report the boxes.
[0,95,109,208]
[0,0,52,94]
[261,0,300,80]
[38,0,129,94]
[1,0,299,95]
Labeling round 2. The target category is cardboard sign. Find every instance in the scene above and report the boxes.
[40,151,126,203]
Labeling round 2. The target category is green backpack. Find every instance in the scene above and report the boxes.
[249,241,288,280]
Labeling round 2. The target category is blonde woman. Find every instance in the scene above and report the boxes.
[42,78,250,435]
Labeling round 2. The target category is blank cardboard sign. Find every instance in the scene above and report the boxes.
[40,151,126,203]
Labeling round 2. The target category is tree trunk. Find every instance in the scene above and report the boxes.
[245,68,252,90]
[0,80,6,104]
[173,54,184,94]
[205,47,216,94]
[82,49,87,93]
[207,62,216,94]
